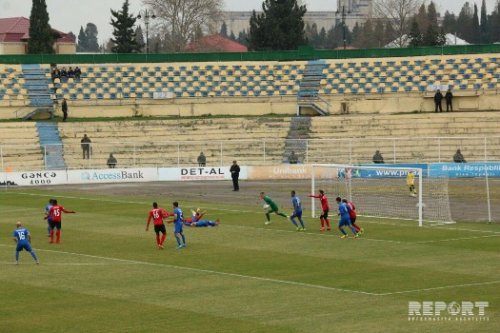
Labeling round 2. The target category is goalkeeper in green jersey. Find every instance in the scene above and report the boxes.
[260,192,289,225]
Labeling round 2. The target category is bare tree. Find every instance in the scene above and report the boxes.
[373,0,423,47]
[143,0,224,52]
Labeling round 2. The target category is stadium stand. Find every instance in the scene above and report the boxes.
[57,118,292,169]
[47,62,305,100]
[0,53,497,118]
[31,53,498,118]
[0,122,44,171]
[0,65,28,106]
[1,51,499,170]
[307,112,500,164]
[320,55,500,95]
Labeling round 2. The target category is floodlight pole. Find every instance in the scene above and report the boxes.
[137,9,156,54]
[336,5,350,50]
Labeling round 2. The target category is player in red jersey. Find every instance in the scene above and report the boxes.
[308,190,331,231]
[146,202,172,249]
[45,199,76,244]
[342,198,363,234]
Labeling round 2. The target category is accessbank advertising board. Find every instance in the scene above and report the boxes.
[67,168,159,184]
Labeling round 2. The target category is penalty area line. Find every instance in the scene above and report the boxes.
[2,244,498,297]
[415,234,500,244]
[0,261,137,266]
[377,280,500,296]
[0,244,379,296]
[3,191,261,216]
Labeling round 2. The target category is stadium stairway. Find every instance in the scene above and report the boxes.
[283,117,311,163]
[36,122,66,169]
[21,64,54,120]
[297,60,329,115]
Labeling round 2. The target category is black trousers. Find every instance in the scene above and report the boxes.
[446,101,453,111]
[435,102,442,112]
[232,176,239,191]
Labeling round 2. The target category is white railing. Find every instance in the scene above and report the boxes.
[0,136,499,171]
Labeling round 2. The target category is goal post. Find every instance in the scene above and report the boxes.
[311,164,453,227]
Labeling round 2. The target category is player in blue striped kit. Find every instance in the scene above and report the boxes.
[336,197,358,239]
[172,202,186,249]
[290,190,306,231]
[44,198,55,236]
[13,221,39,264]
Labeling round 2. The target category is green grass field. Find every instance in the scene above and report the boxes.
[1,186,499,333]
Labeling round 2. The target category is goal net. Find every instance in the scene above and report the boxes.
[311,164,454,226]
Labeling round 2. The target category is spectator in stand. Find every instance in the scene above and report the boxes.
[288,151,299,164]
[372,150,384,164]
[453,149,466,163]
[51,66,61,82]
[445,88,453,112]
[68,67,75,78]
[197,152,206,167]
[107,154,117,168]
[81,134,92,159]
[434,89,443,113]
[60,67,67,79]
[74,66,82,80]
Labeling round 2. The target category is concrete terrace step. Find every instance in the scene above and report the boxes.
[36,122,66,169]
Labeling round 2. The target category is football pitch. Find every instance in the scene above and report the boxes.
[0,181,499,333]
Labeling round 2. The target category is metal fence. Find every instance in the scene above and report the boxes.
[1,136,499,171]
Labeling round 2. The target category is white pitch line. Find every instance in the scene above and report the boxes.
[3,192,499,243]
[377,280,500,296]
[1,191,260,215]
[415,234,500,244]
[7,190,500,235]
[229,224,406,244]
[360,218,500,235]
[0,261,136,266]
[0,244,378,296]
[2,244,498,297]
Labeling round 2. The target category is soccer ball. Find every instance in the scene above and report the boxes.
[263,204,270,209]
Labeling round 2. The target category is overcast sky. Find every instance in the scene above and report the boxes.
[0,0,498,44]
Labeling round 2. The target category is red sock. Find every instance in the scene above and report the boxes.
[156,235,160,245]
[320,218,325,228]
[160,234,166,245]
[49,230,54,243]
[352,223,360,232]
[56,230,61,243]
[325,219,331,229]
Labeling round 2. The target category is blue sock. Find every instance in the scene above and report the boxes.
[30,251,38,261]
[299,218,305,228]
[15,251,19,261]
[349,225,358,235]
[290,217,298,227]
[339,228,347,235]
[175,235,181,246]
[181,234,186,245]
